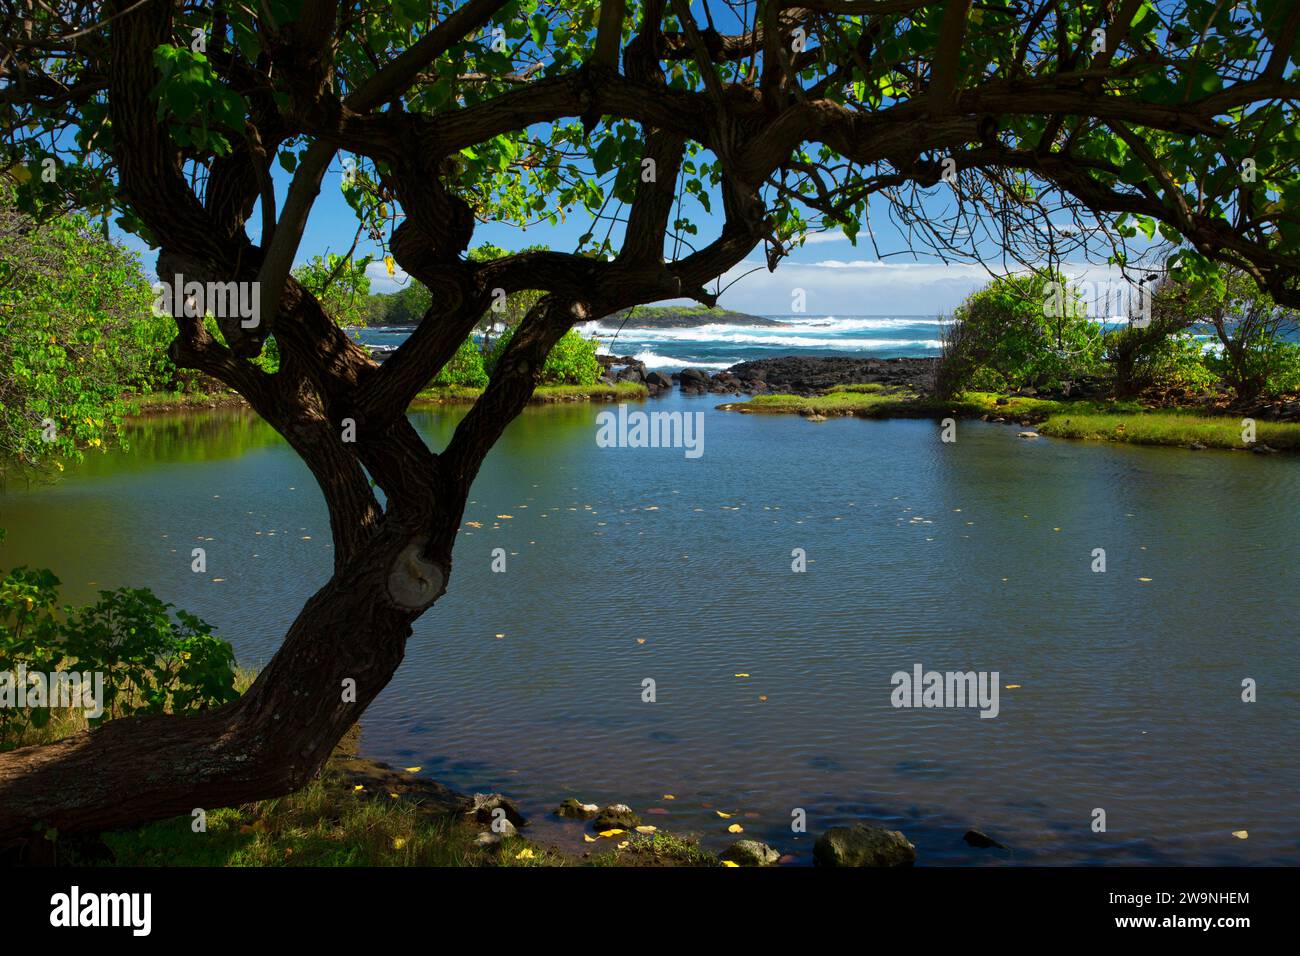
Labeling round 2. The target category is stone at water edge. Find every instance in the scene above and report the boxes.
[812,823,916,867]
[962,828,1007,849]
[1018,431,1040,439]
[594,804,641,830]
[645,371,672,389]
[470,792,527,828]
[720,839,781,866]
[556,798,600,820]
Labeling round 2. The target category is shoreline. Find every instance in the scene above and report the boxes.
[122,354,1300,454]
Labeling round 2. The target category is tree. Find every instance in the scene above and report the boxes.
[1204,269,1300,401]
[292,253,374,327]
[937,271,1102,395]
[1,0,1299,847]
[0,182,163,483]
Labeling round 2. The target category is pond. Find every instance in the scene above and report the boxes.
[2,391,1296,865]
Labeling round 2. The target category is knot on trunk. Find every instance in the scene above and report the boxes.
[386,536,445,610]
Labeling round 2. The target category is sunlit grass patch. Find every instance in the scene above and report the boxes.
[1038,412,1300,450]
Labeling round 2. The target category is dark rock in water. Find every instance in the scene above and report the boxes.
[556,798,600,820]
[963,828,1006,849]
[616,362,646,384]
[1251,443,1279,454]
[678,367,711,394]
[470,792,527,828]
[1189,441,1207,451]
[594,803,641,830]
[813,823,916,867]
[645,371,672,389]
[721,839,781,866]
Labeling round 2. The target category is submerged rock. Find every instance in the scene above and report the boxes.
[962,828,1006,849]
[556,798,600,820]
[721,839,781,866]
[813,823,916,867]
[594,803,641,830]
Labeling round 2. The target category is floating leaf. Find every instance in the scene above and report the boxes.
[727,823,744,833]
[715,810,732,818]
[635,825,657,833]
[404,766,422,773]
[598,828,625,838]
[721,860,740,867]
[1232,830,1249,839]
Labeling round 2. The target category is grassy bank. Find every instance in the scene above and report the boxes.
[719,385,1300,451]
[412,381,647,405]
[17,673,715,868]
[125,381,648,416]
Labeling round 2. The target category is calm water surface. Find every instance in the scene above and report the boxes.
[1,392,1296,865]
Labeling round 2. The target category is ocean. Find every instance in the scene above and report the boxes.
[355,315,946,371]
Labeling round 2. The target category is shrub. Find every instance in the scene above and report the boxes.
[485,327,602,386]
[0,566,239,749]
[432,335,489,388]
[936,272,1103,397]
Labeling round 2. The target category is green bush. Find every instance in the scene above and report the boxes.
[937,273,1104,397]
[485,327,602,386]
[432,335,489,388]
[0,565,239,749]
[540,328,602,385]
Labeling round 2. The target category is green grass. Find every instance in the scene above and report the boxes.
[589,832,719,867]
[720,386,1300,452]
[1038,410,1300,450]
[92,773,567,867]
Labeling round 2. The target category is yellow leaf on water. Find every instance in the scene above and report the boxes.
[758,695,768,701]
[1005,684,1021,689]
[515,848,535,860]
[1138,577,1153,582]
[617,841,629,850]
[583,834,597,843]
[715,810,732,819]
[734,673,750,678]
[663,794,676,800]
[721,860,739,868]
[727,823,744,833]
[1232,830,1249,840]
[635,638,646,644]
[404,767,422,773]
[598,829,625,838]
[635,825,657,833]
[496,514,513,519]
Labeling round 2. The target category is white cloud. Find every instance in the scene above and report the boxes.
[710,258,1142,315]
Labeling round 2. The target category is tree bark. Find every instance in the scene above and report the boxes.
[0,525,442,852]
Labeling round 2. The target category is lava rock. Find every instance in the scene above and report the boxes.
[470,792,527,828]
[962,828,1006,849]
[813,823,916,867]
[720,839,781,866]
[593,803,641,830]
[556,798,600,820]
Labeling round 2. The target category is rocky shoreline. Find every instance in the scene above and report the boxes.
[598,354,940,396]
